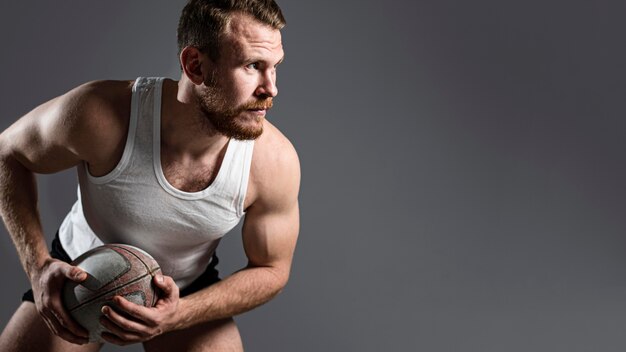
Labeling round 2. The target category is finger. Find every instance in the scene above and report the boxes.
[43,309,89,345]
[39,302,62,336]
[39,309,59,335]
[51,309,89,341]
[101,306,146,336]
[64,264,88,283]
[50,302,90,338]
[56,325,90,345]
[110,296,154,322]
[101,305,149,334]
[153,275,179,298]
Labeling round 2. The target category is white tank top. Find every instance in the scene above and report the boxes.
[58,77,254,289]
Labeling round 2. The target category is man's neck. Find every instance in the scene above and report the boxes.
[160,78,229,158]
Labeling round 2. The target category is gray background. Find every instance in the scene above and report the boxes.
[2,1,626,351]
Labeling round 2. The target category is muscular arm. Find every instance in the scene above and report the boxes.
[0,149,49,281]
[173,138,301,330]
[0,91,86,278]
[0,81,129,343]
[0,81,126,276]
[177,208,300,328]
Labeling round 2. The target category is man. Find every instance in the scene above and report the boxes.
[0,0,299,350]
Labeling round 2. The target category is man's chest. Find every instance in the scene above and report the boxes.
[159,151,256,210]
[160,154,221,193]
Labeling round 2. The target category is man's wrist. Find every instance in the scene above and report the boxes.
[26,253,53,281]
[167,296,190,332]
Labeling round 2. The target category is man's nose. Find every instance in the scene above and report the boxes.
[256,70,278,98]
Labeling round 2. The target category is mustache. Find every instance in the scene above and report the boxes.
[241,98,273,111]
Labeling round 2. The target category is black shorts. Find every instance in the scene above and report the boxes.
[22,233,221,302]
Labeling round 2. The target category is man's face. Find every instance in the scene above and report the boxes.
[198,13,284,140]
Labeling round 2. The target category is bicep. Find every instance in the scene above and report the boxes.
[241,145,301,277]
[242,199,300,270]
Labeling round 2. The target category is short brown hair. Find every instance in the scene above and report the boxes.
[177,0,286,61]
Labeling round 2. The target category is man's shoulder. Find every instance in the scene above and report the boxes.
[253,120,299,173]
[248,120,300,208]
[70,79,134,113]
[57,80,135,169]
[63,79,135,133]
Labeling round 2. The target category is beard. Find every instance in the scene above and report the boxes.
[197,76,273,140]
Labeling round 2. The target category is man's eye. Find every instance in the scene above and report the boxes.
[246,63,259,69]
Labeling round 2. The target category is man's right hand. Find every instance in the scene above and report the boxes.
[30,258,91,345]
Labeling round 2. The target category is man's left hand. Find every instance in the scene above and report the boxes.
[99,274,180,345]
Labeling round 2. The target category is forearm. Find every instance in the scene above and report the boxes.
[0,154,50,279]
[172,265,288,331]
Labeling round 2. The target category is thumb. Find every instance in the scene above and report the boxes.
[65,265,87,282]
[153,274,177,297]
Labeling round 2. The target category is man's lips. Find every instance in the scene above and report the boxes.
[246,108,267,117]
[242,99,272,117]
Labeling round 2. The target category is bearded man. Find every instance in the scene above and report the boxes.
[0,0,299,351]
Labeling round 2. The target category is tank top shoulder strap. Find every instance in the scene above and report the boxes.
[134,77,163,148]
[82,77,160,184]
[211,138,255,217]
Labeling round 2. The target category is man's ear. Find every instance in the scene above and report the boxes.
[180,46,212,85]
